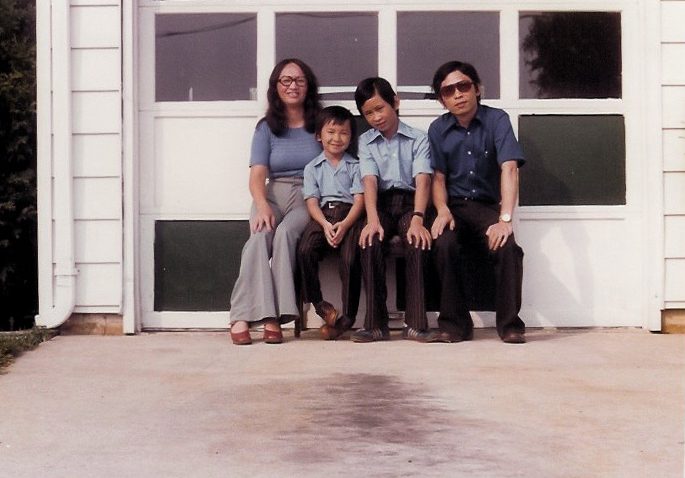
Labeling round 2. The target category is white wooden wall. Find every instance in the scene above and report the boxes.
[662,1,685,308]
[37,0,684,325]
[70,0,123,312]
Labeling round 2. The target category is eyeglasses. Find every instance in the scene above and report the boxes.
[439,80,474,98]
[278,76,307,88]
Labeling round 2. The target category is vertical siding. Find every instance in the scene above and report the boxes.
[70,1,123,310]
[661,1,685,306]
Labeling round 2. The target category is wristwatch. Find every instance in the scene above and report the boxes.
[499,213,512,223]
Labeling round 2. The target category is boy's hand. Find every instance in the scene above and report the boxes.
[431,209,455,239]
[330,221,350,247]
[251,203,276,233]
[359,220,384,248]
[322,221,337,248]
[407,217,432,250]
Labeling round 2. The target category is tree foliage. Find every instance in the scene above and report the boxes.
[0,0,36,330]
[521,12,622,99]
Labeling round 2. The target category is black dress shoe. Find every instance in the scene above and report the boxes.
[502,330,526,344]
[434,330,473,343]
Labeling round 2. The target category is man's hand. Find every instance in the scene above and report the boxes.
[431,209,455,239]
[485,221,513,251]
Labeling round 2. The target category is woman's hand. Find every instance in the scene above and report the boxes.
[251,202,276,233]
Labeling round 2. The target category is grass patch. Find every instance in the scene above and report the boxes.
[0,328,56,371]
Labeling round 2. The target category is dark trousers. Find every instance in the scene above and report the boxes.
[297,203,362,319]
[361,189,429,331]
[432,198,525,339]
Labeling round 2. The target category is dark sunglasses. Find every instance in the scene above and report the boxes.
[439,80,474,98]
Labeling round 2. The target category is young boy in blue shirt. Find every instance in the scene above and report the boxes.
[297,106,365,340]
[352,77,443,343]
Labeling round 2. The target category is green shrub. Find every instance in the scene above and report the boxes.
[0,0,37,331]
[0,327,53,370]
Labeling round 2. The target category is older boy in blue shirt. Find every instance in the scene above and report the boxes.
[298,106,365,340]
[352,77,442,343]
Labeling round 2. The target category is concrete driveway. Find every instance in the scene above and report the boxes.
[1,328,684,477]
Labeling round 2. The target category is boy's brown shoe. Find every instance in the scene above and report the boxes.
[314,300,338,327]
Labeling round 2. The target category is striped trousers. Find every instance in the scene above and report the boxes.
[297,202,363,319]
[361,189,429,331]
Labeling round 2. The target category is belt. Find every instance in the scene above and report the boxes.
[451,196,496,205]
[324,201,350,209]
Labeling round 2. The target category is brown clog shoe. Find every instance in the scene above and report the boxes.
[263,327,283,344]
[230,329,252,345]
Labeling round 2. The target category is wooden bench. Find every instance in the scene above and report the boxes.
[294,231,496,336]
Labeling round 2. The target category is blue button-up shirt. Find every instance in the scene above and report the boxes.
[428,105,525,203]
[358,120,433,192]
[302,152,363,207]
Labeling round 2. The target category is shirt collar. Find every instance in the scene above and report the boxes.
[363,120,418,144]
[438,105,485,136]
[314,151,355,166]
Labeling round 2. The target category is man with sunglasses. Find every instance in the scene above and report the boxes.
[427,61,527,344]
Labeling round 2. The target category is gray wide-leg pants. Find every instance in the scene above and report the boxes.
[229,177,310,324]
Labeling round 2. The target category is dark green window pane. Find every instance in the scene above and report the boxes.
[519,12,621,99]
[154,221,250,311]
[398,11,500,99]
[155,14,257,101]
[518,115,625,206]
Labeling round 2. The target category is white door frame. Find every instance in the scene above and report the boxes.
[124,0,664,332]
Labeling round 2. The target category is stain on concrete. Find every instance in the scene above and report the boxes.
[214,372,514,477]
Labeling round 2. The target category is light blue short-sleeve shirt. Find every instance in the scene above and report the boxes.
[249,120,322,178]
[302,152,363,207]
[358,120,433,192]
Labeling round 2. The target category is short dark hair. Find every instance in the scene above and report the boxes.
[316,105,357,153]
[431,61,482,103]
[354,77,397,114]
[265,58,321,136]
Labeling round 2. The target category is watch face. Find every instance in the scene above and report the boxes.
[500,213,511,223]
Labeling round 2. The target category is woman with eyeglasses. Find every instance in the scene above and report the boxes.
[229,58,322,345]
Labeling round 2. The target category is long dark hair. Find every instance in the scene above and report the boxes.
[265,58,321,136]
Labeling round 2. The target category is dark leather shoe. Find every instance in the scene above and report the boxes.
[314,301,338,327]
[263,327,283,344]
[502,330,526,344]
[230,329,252,345]
[434,329,473,343]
